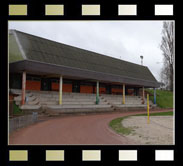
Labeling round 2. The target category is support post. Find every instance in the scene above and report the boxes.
[122,84,125,104]
[142,86,145,104]
[147,93,150,124]
[154,88,156,104]
[96,81,100,104]
[21,71,26,105]
[59,76,63,105]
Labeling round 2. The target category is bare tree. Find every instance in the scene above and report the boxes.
[160,61,170,90]
[160,21,174,91]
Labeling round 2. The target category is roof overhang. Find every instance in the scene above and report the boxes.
[9,60,160,88]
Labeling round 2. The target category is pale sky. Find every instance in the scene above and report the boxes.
[9,21,166,81]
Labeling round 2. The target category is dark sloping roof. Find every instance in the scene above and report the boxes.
[9,30,159,87]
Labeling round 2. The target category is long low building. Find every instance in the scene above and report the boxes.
[9,29,159,106]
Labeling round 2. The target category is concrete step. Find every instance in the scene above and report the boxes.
[105,99,141,102]
[45,107,113,115]
[27,98,39,105]
[37,98,99,102]
[61,101,108,105]
[45,104,113,114]
[11,90,156,112]
[20,105,41,110]
[101,94,140,97]
[14,95,35,102]
[103,99,142,102]
[111,102,142,105]
[26,96,37,102]
[115,104,147,108]
[103,97,141,99]
[39,101,58,105]
[15,97,38,106]
[47,104,112,109]
[41,101,108,105]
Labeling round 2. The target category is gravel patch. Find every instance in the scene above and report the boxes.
[122,116,173,145]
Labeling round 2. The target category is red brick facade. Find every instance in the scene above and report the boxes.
[51,82,72,92]
[111,88,123,94]
[63,84,72,92]
[26,80,41,91]
[51,82,59,91]
[94,87,106,94]
[80,85,93,93]
[24,79,136,95]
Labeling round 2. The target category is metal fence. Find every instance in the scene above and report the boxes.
[9,112,38,133]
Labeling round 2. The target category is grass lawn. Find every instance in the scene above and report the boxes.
[109,116,133,135]
[109,111,173,135]
[146,89,173,108]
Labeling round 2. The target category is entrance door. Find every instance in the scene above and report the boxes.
[106,85,111,94]
[41,78,51,91]
[72,81,80,93]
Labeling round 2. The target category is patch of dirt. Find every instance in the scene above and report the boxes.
[122,116,173,145]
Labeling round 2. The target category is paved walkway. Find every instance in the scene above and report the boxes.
[9,109,172,145]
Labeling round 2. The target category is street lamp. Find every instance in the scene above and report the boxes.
[140,55,143,65]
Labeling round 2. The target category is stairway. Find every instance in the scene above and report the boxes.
[11,89,114,114]
[11,89,156,114]
[100,94,155,111]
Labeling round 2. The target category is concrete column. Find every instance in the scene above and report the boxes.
[122,84,125,104]
[142,86,145,104]
[59,76,63,105]
[21,71,26,105]
[154,88,156,104]
[96,81,100,104]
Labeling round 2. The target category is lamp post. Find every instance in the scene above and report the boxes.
[140,55,143,66]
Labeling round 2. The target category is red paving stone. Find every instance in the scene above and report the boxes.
[9,109,172,145]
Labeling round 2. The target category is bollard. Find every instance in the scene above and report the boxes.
[147,94,150,124]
